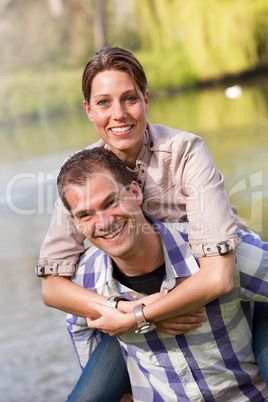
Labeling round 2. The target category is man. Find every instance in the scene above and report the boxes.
[57,147,268,401]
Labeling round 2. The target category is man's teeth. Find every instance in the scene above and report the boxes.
[103,224,124,239]
[111,126,131,133]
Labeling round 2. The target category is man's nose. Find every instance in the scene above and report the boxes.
[95,212,115,230]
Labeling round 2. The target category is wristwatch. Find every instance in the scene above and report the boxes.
[105,296,123,308]
[133,303,156,334]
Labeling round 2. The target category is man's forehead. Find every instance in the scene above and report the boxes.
[65,173,126,210]
[66,170,119,190]
[82,172,123,191]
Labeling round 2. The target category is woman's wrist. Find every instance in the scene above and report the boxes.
[117,299,143,313]
[117,300,131,313]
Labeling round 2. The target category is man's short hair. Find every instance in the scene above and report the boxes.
[57,148,133,212]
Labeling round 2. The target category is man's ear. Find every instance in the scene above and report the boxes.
[130,181,143,206]
[70,214,79,228]
[83,100,94,123]
[70,214,85,233]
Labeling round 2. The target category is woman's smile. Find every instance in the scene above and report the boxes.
[109,125,133,135]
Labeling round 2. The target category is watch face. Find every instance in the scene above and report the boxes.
[135,324,157,334]
[106,300,116,308]
[105,296,121,308]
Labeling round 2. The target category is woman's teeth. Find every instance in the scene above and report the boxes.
[111,126,131,133]
[103,224,125,239]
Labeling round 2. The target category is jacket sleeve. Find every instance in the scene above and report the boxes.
[38,198,85,276]
[175,134,242,257]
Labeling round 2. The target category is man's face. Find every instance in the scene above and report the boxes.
[65,172,143,260]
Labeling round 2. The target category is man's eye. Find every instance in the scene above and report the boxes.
[107,198,119,208]
[79,213,93,221]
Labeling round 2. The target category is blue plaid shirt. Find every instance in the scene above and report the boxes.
[67,219,268,401]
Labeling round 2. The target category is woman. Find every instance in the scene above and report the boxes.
[39,47,268,400]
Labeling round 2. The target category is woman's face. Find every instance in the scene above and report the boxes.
[84,69,149,167]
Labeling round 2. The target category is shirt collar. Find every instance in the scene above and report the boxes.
[95,217,199,297]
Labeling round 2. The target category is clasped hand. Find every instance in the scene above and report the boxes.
[87,298,206,337]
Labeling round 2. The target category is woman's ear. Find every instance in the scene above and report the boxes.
[130,181,143,206]
[83,100,94,123]
[144,90,149,113]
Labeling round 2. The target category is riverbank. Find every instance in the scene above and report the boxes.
[1,62,268,128]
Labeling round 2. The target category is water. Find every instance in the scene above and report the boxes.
[1,73,268,401]
[0,153,81,401]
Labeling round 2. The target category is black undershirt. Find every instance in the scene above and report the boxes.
[113,262,165,296]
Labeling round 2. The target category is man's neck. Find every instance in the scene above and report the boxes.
[111,223,164,277]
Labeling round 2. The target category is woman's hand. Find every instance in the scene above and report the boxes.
[155,308,207,335]
[118,292,165,313]
[87,302,136,336]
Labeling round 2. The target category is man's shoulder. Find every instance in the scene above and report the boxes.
[73,246,108,288]
[147,216,189,242]
[78,245,106,268]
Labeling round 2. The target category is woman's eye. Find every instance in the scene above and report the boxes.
[126,96,137,102]
[97,100,108,106]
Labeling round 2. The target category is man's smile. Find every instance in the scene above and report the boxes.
[101,223,126,240]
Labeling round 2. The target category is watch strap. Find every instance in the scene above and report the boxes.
[134,303,148,328]
[105,296,123,308]
[134,303,156,334]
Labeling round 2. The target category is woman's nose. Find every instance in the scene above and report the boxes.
[111,102,127,120]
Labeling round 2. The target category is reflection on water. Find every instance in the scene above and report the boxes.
[1,74,268,400]
[0,153,81,401]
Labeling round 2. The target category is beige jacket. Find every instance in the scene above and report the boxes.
[38,123,246,276]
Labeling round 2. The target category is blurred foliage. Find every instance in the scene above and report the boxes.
[0,69,82,120]
[136,0,268,78]
[0,0,268,123]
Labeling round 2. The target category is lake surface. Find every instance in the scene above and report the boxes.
[1,73,268,401]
